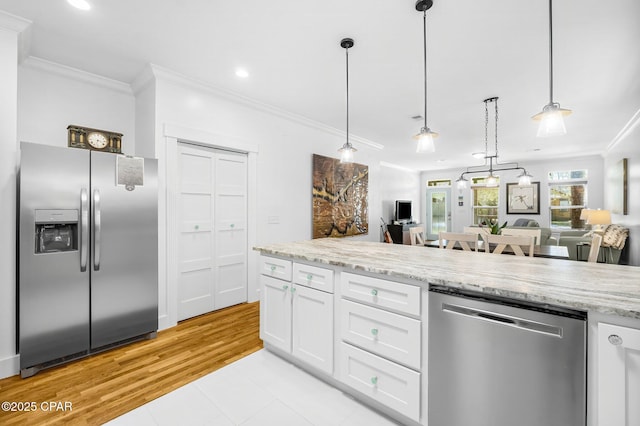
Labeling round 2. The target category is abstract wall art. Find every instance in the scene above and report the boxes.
[312,154,368,238]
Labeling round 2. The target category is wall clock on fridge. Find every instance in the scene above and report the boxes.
[67,125,123,154]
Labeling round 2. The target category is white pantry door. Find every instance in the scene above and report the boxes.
[214,152,248,309]
[177,144,215,321]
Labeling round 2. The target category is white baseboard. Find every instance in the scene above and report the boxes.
[0,353,19,379]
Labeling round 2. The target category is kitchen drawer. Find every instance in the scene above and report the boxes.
[339,342,420,422]
[341,272,420,316]
[260,255,292,282]
[340,299,421,369]
[293,263,334,293]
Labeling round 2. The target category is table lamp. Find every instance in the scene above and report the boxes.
[586,209,611,234]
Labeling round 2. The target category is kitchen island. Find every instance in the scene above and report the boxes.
[254,238,640,426]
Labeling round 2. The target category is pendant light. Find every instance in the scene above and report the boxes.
[456,97,533,188]
[338,38,356,163]
[532,0,571,137]
[413,0,438,153]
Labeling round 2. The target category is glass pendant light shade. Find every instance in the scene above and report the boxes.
[517,170,533,185]
[532,103,572,137]
[485,173,498,187]
[414,127,438,153]
[338,142,357,163]
[456,175,468,189]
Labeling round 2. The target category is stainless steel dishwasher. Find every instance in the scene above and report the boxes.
[429,286,586,426]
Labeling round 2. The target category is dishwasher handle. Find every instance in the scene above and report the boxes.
[442,303,563,338]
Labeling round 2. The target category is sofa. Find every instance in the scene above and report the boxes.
[558,225,629,263]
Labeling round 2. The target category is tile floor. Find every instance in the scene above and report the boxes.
[106,349,401,425]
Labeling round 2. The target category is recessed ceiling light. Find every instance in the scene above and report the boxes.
[235,68,249,78]
[67,0,91,10]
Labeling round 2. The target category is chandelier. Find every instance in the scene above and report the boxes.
[456,97,533,188]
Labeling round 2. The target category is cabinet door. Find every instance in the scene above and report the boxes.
[598,323,640,426]
[261,275,292,352]
[292,285,334,374]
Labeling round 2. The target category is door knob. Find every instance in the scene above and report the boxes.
[608,334,623,346]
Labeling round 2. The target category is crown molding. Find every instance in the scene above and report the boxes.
[0,10,31,33]
[131,63,156,95]
[148,64,384,151]
[21,56,133,95]
[0,10,32,63]
[607,107,640,152]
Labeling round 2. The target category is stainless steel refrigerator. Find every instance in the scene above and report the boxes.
[18,142,158,378]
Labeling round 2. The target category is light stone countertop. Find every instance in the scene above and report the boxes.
[254,238,640,320]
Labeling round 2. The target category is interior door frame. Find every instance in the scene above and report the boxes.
[426,187,452,241]
[163,124,258,331]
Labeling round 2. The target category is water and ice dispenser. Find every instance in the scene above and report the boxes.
[34,209,78,253]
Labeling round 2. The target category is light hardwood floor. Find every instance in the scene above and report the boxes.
[0,302,262,425]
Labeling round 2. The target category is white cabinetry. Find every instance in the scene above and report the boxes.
[598,322,640,426]
[338,272,421,422]
[260,256,334,374]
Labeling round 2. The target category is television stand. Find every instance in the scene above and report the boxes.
[387,223,422,244]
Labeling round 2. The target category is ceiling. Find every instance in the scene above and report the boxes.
[1,0,639,171]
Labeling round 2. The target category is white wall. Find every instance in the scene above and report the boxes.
[604,114,640,266]
[379,164,421,232]
[0,24,21,379]
[17,58,135,152]
[420,155,604,231]
[142,67,385,330]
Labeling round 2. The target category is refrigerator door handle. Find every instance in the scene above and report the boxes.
[93,189,101,271]
[80,188,89,271]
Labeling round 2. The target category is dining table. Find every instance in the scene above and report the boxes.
[424,239,570,260]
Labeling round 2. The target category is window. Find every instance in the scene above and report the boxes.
[472,177,500,225]
[427,179,451,187]
[548,169,588,229]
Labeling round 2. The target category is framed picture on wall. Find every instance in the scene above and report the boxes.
[506,182,540,214]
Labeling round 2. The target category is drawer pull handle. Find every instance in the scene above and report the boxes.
[371,328,379,336]
[270,265,276,272]
[608,334,623,346]
[306,274,313,281]
[291,287,296,293]
[371,376,378,385]
[230,223,235,228]
[371,289,378,296]
[282,285,289,291]
[194,224,199,230]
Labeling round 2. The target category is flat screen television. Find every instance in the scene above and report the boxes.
[395,200,412,223]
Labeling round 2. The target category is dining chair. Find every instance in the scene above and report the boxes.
[438,232,479,251]
[587,233,603,263]
[482,234,535,257]
[501,228,543,246]
[409,226,426,245]
[463,226,489,236]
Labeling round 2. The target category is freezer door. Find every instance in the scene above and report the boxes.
[90,152,158,349]
[19,142,91,370]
